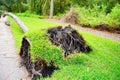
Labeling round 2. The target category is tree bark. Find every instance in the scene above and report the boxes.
[49,0,54,19]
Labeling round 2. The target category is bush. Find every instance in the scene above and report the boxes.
[107,4,120,28]
[67,5,120,29]
[76,7,106,27]
[108,4,120,22]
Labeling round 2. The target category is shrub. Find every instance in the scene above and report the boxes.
[16,11,39,18]
[68,5,120,29]
[107,4,120,28]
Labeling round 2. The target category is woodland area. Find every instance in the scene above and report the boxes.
[0,0,120,15]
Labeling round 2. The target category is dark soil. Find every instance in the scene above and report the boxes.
[48,25,92,57]
[20,37,59,80]
[82,24,120,34]
[95,24,120,34]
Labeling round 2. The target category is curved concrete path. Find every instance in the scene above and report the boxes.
[0,22,31,80]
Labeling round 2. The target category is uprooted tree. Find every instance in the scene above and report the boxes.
[20,37,59,80]
[48,25,92,57]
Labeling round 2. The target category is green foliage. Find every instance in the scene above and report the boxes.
[76,7,105,27]
[29,0,71,15]
[74,3,120,28]
[30,0,50,15]
[16,11,39,18]
[62,0,120,29]
[1,0,119,18]
[0,0,29,12]
[54,0,71,15]
[108,4,120,22]
[71,0,119,13]
[3,0,118,28]
[10,16,120,80]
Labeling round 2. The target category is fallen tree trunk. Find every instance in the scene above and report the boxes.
[4,12,28,33]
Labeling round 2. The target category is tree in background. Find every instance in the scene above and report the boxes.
[30,0,50,15]
[49,0,54,19]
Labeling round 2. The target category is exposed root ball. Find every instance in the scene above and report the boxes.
[48,25,92,57]
[20,37,59,80]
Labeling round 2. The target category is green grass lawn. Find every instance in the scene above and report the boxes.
[9,16,120,80]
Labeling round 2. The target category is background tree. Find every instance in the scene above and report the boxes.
[49,0,54,19]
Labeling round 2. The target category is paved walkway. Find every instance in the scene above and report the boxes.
[46,19,120,42]
[0,22,30,80]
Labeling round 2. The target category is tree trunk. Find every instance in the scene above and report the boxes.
[49,0,54,19]
[4,12,28,33]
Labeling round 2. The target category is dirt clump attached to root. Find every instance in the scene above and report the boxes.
[95,24,120,34]
[62,7,79,24]
[47,25,92,57]
[82,24,120,34]
[20,37,59,80]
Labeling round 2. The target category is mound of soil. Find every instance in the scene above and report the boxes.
[95,24,120,34]
[20,37,59,80]
[48,25,92,57]
[82,24,120,34]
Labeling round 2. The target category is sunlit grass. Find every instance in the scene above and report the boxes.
[10,16,120,80]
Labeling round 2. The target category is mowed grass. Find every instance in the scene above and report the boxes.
[9,16,120,80]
